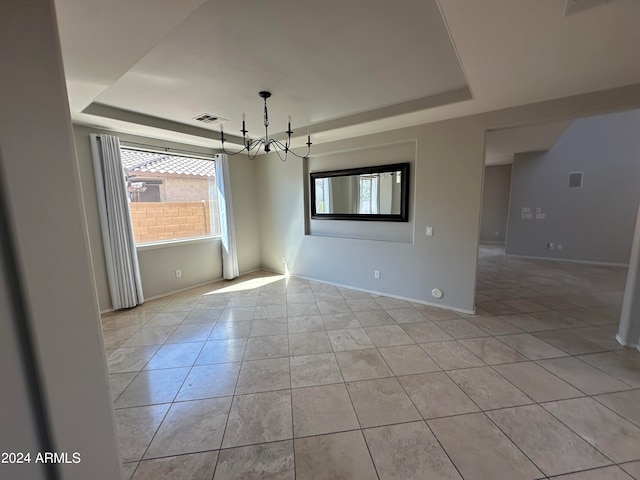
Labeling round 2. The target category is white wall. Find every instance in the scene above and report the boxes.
[480,165,512,243]
[506,110,640,264]
[73,125,261,310]
[0,0,122,478]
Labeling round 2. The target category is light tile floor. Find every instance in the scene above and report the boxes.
[104,245,640,479]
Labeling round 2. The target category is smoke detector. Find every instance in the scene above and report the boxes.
[565,0,612,16]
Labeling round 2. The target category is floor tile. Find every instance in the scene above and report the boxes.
[195,338,247,365]
[501,298,548,313]
[131,451,218,480]
[121,326,176,347]
[400,321,453,343]
[115,367,190,408]
[115,404,170,462]
[317,300,351,314]
[346,298,382,311]
[593,389,640,426]
[292,384,360,437]
[622,461,640,479]
[435,319,489,339]
[213,441,294,480]
[110,372,137,401]
[222,390,292,448]
[140,312,186,328]
[290,353,343,388]
[208,321,251,340]
[499,313,554,332]
[145,342,204,370]
[378,344,440,375]
[476,300,521,316]
[288,331,332,355]
[385,307,427,324]
[321,312,360,330]
[467,316,523,335]
[398,372,478,418]
[175,363,240,401]
[253,304,287,319]
[346,377,421,428]
[294,430,378,480]
[249,318,288,337]
[572,326,625,351]
[122,462,138,480]
[417,305,462,321]
[327,328,374,351]
[497,333,569,360]
[286,303,320,316]
[533,329,606,355]
[235,357,290,394]
[543,397,640,463]
[530,309,587,329]
[287,292,316,304]
[553,466,635,479]
[488,405,610,476]
[108,346,160,373]
[428,413,542,480]
[287,315,325,333]
[219,307,255,322]
[459,337,528,364]
[578,351,640,387]
[145,397,231,458]
[537,357,631,395]
[420,341,485,370]
[181,308,222,325]
[353,309,395,326]
[448,366,532,410]
[243,335,289,360]
[364,421,462,480]
[364,325,415,347]
[103,327,139,349]
[375,297,412,309]
[334,348,393,381]
[494,361,583,402]
[165,324,213,343]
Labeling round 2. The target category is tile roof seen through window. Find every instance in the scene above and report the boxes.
[121,149,215,177]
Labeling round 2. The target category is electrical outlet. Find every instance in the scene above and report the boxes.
[175,269,182,278]
[426,226,433,236]
[374,270,381,279]
[547,243,554,250]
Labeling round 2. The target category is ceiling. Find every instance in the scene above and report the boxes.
[54,0,640,151]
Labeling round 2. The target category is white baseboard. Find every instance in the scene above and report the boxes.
[291,274,475,315]
[616,333,640,352]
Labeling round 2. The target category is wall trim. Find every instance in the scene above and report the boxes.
[506,253,628,268]
[292,274,476,314]
[616,333,640,352]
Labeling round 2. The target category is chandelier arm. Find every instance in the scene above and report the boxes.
[273,147,288,162]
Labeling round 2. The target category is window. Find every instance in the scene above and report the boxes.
[120,148,221,244]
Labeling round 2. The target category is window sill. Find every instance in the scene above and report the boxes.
[136,236,221,252]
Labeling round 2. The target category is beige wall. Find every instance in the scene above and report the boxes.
[73,125,261,311]
[258,85,640,312]
[480,165,512,244]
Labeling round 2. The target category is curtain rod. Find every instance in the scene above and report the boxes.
[99,136,220,160]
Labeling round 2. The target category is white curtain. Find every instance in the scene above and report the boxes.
[90,134,144,309]
[215,154,239,280]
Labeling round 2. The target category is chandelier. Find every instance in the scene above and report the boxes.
[219,91,312,161]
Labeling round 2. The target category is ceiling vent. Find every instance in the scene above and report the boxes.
[193,113,225,124]
[568,172,583,188]
[565,0,612,16]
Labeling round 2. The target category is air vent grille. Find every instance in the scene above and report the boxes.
[193,113,224,124]
[568,172,583,188]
